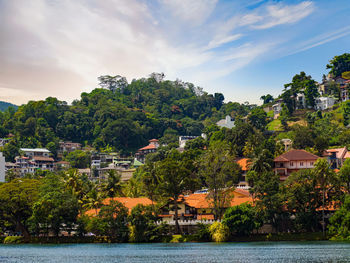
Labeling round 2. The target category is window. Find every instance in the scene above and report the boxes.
[300,162,304,166]
[310,162,314,166]
[290,162,294,167]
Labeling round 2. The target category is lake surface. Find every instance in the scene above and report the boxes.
[0,242,349,263]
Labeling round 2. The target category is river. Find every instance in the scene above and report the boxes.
[0,241,349,262]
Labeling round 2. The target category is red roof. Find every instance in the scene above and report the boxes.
[149,139,159,142]
[32,156,55,162]
[274,149,319,162]
[323,147,347,159]
[138,144,157,151]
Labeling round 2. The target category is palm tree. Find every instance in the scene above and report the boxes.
[83,186,104,215]
[103,170,124,200]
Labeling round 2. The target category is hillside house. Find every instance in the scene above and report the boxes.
[274,149,319,180]
[315,97,336,111]
[272,101,282,119]
[236,158,250,189]
[58,141,81,158]
[323,147,350,169]
[135,139,160,163]
[216,115,235,129]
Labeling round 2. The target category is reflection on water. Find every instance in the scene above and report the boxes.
[0,242,349,263]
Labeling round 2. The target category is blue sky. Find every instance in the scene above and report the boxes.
[0,0,349,105]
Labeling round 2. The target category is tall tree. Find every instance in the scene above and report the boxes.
[199,141,241,220]
[327,53,350,77]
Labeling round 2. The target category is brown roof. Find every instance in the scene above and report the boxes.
[138,144,157,151]
[324,147,347,159]
[274,149,319,162]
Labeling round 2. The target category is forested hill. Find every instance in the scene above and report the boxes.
[0,74,252,157]
[0,101,17,111]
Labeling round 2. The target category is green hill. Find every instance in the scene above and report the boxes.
[0,101,17,111]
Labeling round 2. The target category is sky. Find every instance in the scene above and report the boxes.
[0,0,349,105]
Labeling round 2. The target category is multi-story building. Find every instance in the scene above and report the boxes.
[135,139,160,163]
[0,152,5,182]
[323,147,350,170]
[274,149,319,180]
[58,141,82,158]
[15,148,54,176]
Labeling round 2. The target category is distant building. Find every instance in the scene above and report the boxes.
[16,148,54,176]
[0,138,10,147]
[236,158,250,189]
[58,141,81,158]
[20,148,51,158]
[295,93,306,109]
[0,152,5,182]
[315,97,336,111]
[272,101,283,119]
[323,147,350,169]
[216,115,235,129]
[279,139,293,152]
[274,149,319,180]
[179,136,198,149]
[135,139,160,163]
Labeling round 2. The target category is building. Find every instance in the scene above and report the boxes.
[19,148,51,158]
[86,197,153,216]
[135,139,160,163]
[272,102,282,119]
[295,93,306,109]
[159,189,253,222]
[0,152,5,182]
[179,136,198,149]
[279,139,293,152]
[274,149,319,180]
[323,147,350,169]
[0,138,10,147]
[58,141,81,158]
[315,97,336,111]
[216,115,235,129]
[15,148,54,176]
[236,158,250,189]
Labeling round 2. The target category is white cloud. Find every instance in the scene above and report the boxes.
[253,1,314,29]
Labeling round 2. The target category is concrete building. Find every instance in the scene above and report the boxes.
[315,97,336,111]
[216,115,235,129]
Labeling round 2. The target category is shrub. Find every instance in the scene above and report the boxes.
[193,223,211,241]
[209,222,229,242]
[3,236,24,244]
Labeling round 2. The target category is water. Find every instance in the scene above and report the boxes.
[0,242,349,263]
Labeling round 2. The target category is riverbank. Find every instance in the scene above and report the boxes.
[0,232,330,244]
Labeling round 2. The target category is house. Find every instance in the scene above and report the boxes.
[54,161,71,170]
[272,101,283,119]
[15,155,55,176]
[216,115,235,129]
[135,139,160,163]
[236,158,250,189]
[323,147,350,169]
[274,149,319,180]
[58,141,81,158]
[159,189,253,222]
[341,85,349,102]
[179,135,198,149]
[295,93,306,109]
[0,138,10,147]
[85,197,153,216]
[19,148,51,158]
[0,152,5,182]
[315,97,336,111]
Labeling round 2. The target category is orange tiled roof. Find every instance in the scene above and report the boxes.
[183,189,253,209]
[138,144,157,151]
[237,158,250,171]
[324,147,347,159]
[86,197,153,216]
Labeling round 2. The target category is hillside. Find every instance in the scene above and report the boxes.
[0,101,17,111]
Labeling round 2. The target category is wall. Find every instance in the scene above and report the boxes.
[0,152,5,182]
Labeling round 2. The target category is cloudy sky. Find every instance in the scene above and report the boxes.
[0,0,349,105]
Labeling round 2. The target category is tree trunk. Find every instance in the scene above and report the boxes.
[174,198,181,234]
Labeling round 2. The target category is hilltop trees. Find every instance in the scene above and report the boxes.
[327,53,350,77]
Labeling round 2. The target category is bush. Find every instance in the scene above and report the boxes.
[193,223,211,241]
[209,222,229,242]
[3,236,24,244]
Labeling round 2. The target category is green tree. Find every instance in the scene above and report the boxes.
[339,159,350,193]
[260,94,274,105]
[222,203,261,236]
[102,170,124,200]
[0,179,40,238]
[248,108,267,130]
[328,194,350,240]
[327,53,350,77]
[65,150,91,168]
[199,141,241,220]
[87,200,129,241]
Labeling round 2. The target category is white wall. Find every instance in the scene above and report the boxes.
[0,152,5,182]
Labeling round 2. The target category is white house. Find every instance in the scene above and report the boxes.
[295,93,306,109]
[315,97,336,111]
[179,136,198,149]
[19,148,51,157]
[0,152,5,182]
[272,102,282,118]
[216,115,235,129]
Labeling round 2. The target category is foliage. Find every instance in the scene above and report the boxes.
[3,236,24,244]
[260,94,274,105]
[328,194,350,240]
[0,179,40,238]
[199,141,241,219]
[87,200,129,242]
[327,53,350,77]
[209,221,230,242]
[65,150,91,169]
[222,203,261,236]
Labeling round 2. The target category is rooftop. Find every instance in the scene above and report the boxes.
[274,149,319,162]
[20,148,51,153]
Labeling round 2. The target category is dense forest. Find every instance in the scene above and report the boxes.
[0,101,17,112]
[0,73,253,161]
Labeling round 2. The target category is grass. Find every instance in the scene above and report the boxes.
[267,119,283,131]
